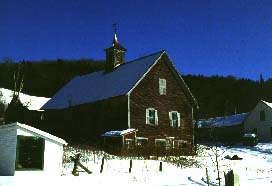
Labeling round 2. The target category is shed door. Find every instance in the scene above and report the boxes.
[16,135,45,170]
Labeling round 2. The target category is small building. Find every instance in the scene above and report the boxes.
[197,113,248,143]
[101,128,137,153]
[0,122,67,176]
[244,100,272,142]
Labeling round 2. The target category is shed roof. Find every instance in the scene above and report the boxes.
[261,100,272,109]
[0,122,67,145]
[198,113,249,128]
[102,128,137,137]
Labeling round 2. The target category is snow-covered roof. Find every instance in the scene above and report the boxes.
[0,88,50,110]
[198,113,249,128]
[261,100,272,109]
[102,129,137,137]
[42,51,165,110]
[0,122,67,145]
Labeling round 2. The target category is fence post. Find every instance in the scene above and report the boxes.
[100,157,105,173]
[129,160,132,173]
[159,162,162,172]
[205,168,210,186]
[72,153,81,176]
[225,170,239,186]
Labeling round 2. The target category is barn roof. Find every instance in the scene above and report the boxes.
[42,51,164,109]
[198,113,249,128]
[42,50,197,110]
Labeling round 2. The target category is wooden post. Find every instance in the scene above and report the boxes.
[72,153,80,176]
[206,168,210,186]
[129,160,132,173]
[225,170,239,186]
[70,154,92,174]
[159,162,162,172]
[100,157,105,173]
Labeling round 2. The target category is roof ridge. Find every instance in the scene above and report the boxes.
[126,50,165,64]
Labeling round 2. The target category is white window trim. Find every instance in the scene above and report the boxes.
[169,111,181,128]
[159,78,167,95]
[146,108,158,126]
[135,137,148,146]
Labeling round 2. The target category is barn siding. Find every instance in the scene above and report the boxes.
[43,95,128,143]
[130,58,194,148]
[0,126,17,176]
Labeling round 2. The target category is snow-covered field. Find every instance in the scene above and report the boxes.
[0,88,50,110]
[1,143,272,186]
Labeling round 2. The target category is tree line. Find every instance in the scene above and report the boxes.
[0,58,271,119]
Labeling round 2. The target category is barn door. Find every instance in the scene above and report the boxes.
[15,135,45,170]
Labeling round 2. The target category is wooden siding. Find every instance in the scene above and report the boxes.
[42,95,128,143]
[129,57,194,149]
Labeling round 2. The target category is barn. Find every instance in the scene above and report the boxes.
[41,33,198,154]
[0,122,67,176]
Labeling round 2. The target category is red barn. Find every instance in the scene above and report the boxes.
[41,33,198,153]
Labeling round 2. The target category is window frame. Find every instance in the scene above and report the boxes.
[135,137,148,146]
[169,111,181,128]
[159,78,167,95]
[146,108,158,126]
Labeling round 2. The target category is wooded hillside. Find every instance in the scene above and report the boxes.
[0,59,271,119]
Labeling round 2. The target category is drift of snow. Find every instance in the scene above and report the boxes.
[0,88,50,110]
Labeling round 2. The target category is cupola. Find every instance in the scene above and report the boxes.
[104,27,127,72]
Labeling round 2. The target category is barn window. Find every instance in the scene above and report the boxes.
[15,135,44,170]
[260,110,265,121]
[146,108,158,125]
[169,111,181,128]
[159,78,167,95]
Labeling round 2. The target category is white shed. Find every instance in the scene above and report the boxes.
[244,100,272,142]
[0,122,67,176]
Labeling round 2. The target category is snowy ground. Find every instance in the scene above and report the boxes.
[0,88,50,110]
[1,143,272,186]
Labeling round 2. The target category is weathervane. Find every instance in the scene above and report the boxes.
[113,23,118,43]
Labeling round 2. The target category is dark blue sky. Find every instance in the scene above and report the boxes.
[1,0,272,80]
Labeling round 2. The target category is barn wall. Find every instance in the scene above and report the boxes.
[0,126,17,176]
[43,95,128,143]
[244,101,272,142]
[130,57,194,148]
